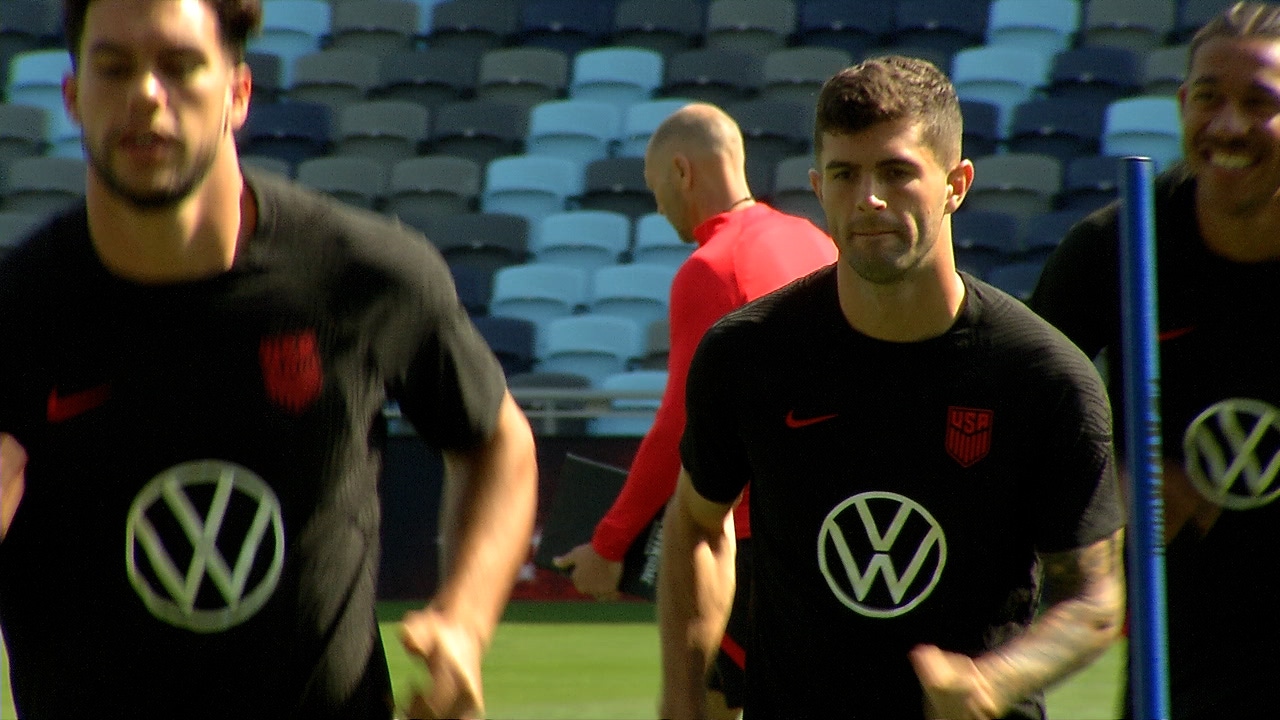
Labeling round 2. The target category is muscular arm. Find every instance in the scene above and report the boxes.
[0,433,26,541]
[658,469,737,719]
[913,529,1125,719]
[400,391,538,718]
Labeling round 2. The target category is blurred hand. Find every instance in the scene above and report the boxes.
[910,644,1005,720]
[1161,461,1222,543]
[399,607,484,720]
[553,543,622,601]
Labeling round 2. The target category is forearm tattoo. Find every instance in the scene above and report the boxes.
[978,529,1126,707]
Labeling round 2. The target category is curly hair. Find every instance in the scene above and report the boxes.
[813,55,963,165]
[63,0,263,63]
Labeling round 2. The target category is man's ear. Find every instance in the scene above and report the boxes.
[944,159,975,214]
[809,167,823,203]
[228,60,253,133]
[62,72,81,127]
[672,153,693,191]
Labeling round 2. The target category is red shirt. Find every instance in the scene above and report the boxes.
[591,203,836,561]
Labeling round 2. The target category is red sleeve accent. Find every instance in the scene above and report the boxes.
[591,255,739,561]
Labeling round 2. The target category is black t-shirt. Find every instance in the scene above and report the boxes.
[0,170,506,719]
[681,266,1121,720]
[1031,167,1280,719]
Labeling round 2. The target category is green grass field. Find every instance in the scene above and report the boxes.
[2,601,1122,718]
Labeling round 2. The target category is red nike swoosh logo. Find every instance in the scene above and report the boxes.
[785,410,838,428]
[47,384,111,423]
[1158,326,1196,342]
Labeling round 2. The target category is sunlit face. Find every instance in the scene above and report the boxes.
[63,0,250,209]
[810,118,962,285]
[643,145,694,243]
[1179,36,1280,217]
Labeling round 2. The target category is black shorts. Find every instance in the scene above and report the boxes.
[706,538,751,709]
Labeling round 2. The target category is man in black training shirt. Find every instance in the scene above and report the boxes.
[658,56,1126,720]
[1032,4,1280,718]
[0,1,538,718]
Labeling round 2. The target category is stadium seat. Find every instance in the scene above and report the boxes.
[286,49,380,114]
[0,0,61,71]
[525,99,622,169]
[588,370,668,437]
[386,154,482,221]
[241,154,294,178]
[659,48,763,109]
[986,259,1046,301]
[1142,43,1189,96]
[481,154,584,227]
[489,262,590,336]
[770,154,825,229]
[727,99,814,199]
[414,212,531,276]
[2,155,84,215]
[966,152,1063,227]
[473,314,538,375]
[245,51,284,105]
[1102,96,1183,172]
[611,0,703,59]
[760,46,854,108]
[428,99,528,167]
[984,0,1080,53]
[1021,208,1089,262]
[1007,96,1107,165]
[450,262,495,317]
[295,155,388,210]
[951,208,1022,279]
[423,0,517,54]
[1060,154,1124,212]
[636,317,671,371]
[704,0,797,56]
[517,0,614,56]
[476,47,570,113]
[533,210,631,271]
[891,0,989,66]
[373,48,478,111]
[632,212,694,267]
[1045,46,1144,105]
[237,101,332,171]
[589,263,678,329]
[332,99,429,166]
[579,157,656,221]
[0,103,48,171]
[794,0,895,59]
[951,45,1054,137]
[1080,0,1176,54]
[960,99,1002,159]
[569,47,665,114]
[506,370,592,436]
[0,210,43,255]
[1174,0,1236,43]
[536,314,645,386]
[5,49,71,129]
[617,98,692,158]
[327,0,419,57]
[246,0,331,87]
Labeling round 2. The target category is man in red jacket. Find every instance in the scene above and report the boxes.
[554,102,836,718]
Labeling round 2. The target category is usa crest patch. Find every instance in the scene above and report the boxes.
[945,406,992,467]
[260,330,323,414]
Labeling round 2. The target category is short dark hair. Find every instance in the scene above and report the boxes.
[1188,1,1280,71]
[63,0,263,64]
[813,55,963,166]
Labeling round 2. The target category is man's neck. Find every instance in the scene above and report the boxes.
[86,153,249,284]
[1196,191,1280,263]
[837,260,966,343]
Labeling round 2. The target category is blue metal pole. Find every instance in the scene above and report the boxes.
[1118,156,1171,720]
